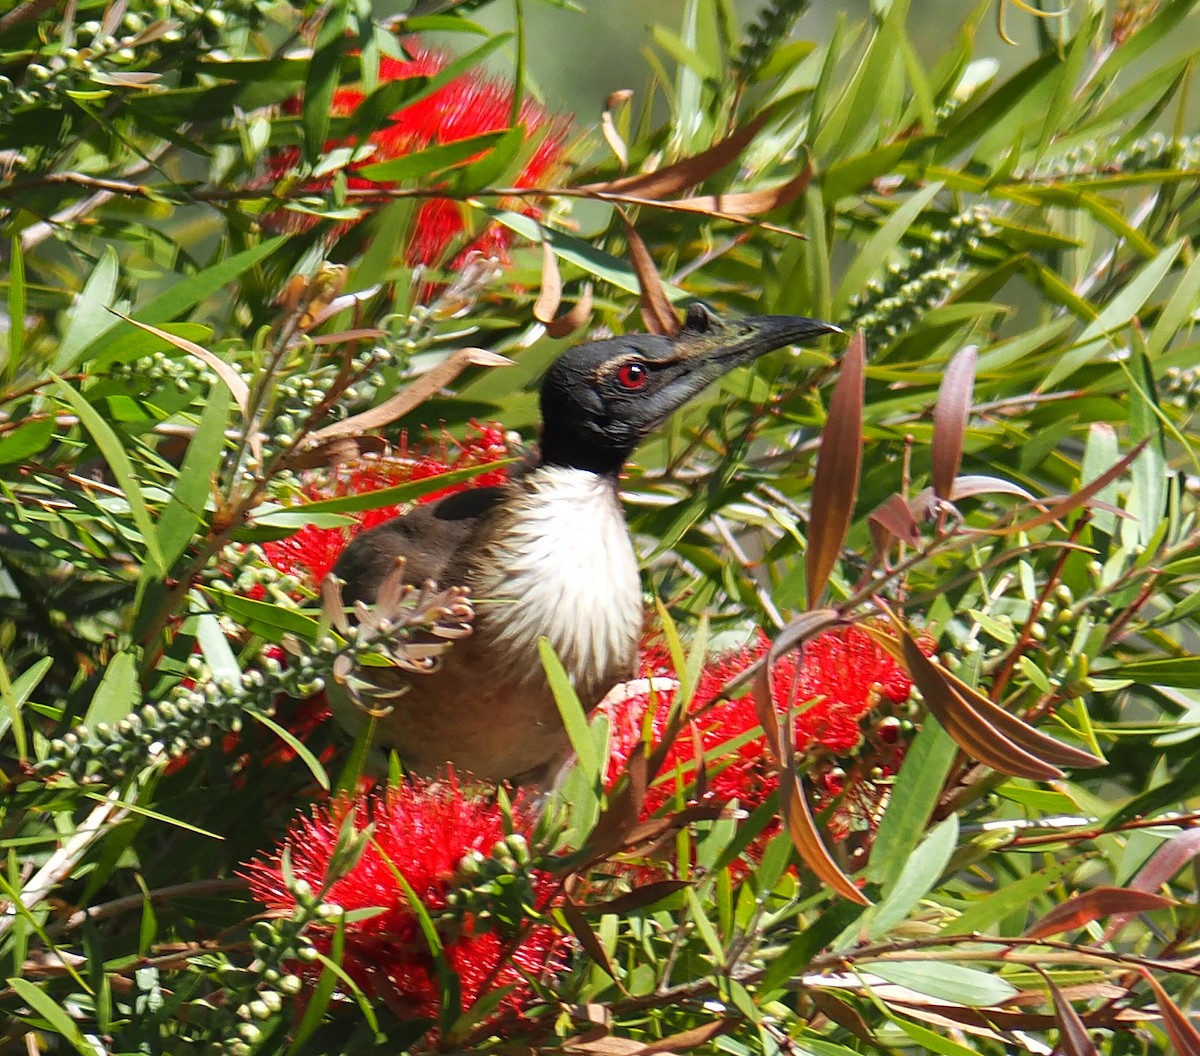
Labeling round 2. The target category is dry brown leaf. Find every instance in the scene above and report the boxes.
[632,1021,734,1055]
[807,332,865,608]
[581,880,689,915]
[308,347,512,442]
[1104,828,1200,940]
[1038,969,1100,1056]
[868,492,922,558]
[600,89,632,170]
[1025,886,1175,940]
[560,898,620,982]
[533,239,563,325]
[113,311,249,417]
[932,344,977,500]
[546,283,595,340]
[581,112,770,200]
[1141,969,1200,1056]
[666,162,814,218]
[619,211,680,336]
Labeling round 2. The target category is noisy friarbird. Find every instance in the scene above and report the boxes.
[328,304,842,784]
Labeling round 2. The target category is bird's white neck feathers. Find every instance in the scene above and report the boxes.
[470,465,642,692]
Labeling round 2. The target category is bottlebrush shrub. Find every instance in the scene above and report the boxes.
[604,627,929,858]
[265,41,573,274]
[260,422,511,587]
[242,775,560,1026]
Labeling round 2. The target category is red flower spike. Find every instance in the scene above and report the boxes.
[242,776,558,1025]
[260,421,510,587]
[602,626,932,866]
[265,42,573,285]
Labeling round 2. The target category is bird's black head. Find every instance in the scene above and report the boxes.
[538,304,842,474]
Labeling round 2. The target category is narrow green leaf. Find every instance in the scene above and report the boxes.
[943,857,1079,936]
[539,637,600,785]
[205,587,325,642]
[1147,249,1200,360]
[867,716,957,887]
[6,236,26,374]
[52,375,166,576]
[869,960,1019,1006]
[158,384,230,568]
[358,130,507,182]
[84,650,140,726]
[7,977,95,1056]
[55,246,119,371]
[868,815,958,939]
[302,3,350,166]
[195,612,241,686]
[251,711,331,791]
[0,416,56,466]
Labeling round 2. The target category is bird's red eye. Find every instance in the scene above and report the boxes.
[617,362,648,390]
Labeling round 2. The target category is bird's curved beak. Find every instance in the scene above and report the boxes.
[672,309,844,372]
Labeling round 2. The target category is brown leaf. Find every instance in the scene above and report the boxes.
[619,211,680,337]
[533,240,563,326]
[1104,827,1200,940]
[1003,438,1149,534]
[807,332,865,608]
[581,112,770,200]
[1025,886,1175,939]
[581,880,689,915]
[932,345,977,500]
[602,161,814,223]
[868,492,922,558]
[113,311,249,417]
[545,283,595,340]
[560,898,619,982]
[1039,970,1100,1056]
[1142,969,1200,1056]
[898,632,1063,782]
[751,609,869,906]
[308,347,511,442]
[632,1021,735,1055]
[600,90,631,170]
[811,989,876,1043]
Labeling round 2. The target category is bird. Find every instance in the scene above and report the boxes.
[327,303,842,785]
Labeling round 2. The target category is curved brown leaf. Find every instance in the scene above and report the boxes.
[1104,827,1200,940]
[752,610,869,906]
[632,1021,735,1055]
[1142,968,1200,1056]
[545,283,594,340]
[581,112,770,200]
[600,89,631,169]
[581,880,688,915]
[1025,886,1175,940]
[619,211,680,337]
[533,239,563,325]
[932,344,977,500]
[807,332,865,608]
[868,492,922,558]
[308,347,511,442]
[1039,971,1100,1056]
[560,897,619,982]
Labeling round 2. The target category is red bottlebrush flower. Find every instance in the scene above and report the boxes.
[602,626,927,858]
[261,421,510,587]
[242,776,559,1025]
[265,41,572,279]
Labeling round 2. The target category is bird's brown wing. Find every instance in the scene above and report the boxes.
[331,486,507,605]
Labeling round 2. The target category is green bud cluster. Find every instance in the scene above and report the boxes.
[1163,366,1200,411]
[735,0,814,79]
[443,833,539,939]
[1022,133,1200,182]
[109,350,220,393]
[848,206,994,348]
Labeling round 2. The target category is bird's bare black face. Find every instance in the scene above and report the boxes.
[539,304,842,474]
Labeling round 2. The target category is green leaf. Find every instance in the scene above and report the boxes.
[158,384,230,569]
[1098,657,1200,689]
[869,959,1019,1006]
[6,977,96,1056]
[195,612,241,686]
[0,416,56,466]
[52,375,166,576]
[867,717,957,888]
[1147,248,1200,360]
[206,588,325,643]
[302,3,350,166]
[84,649,140,726]
[6,236,25,375]
[942,857,1079,936]
[358,130,508,182]
[868,815,958,939]
[251,711,331,792]
[539,637,600,785]
[1042,238,1184,389]
[54,246,119,371]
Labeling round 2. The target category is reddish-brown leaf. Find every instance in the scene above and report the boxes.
[811,990,876,1043]
[806,332,865,608]
[631,1021,735,1055]
[545,283,595,340]
[582,880,689,915]
[932,345,977,499]
[560,897,620,982]
[619,213,680,337]
[1142,969,1200,1056]
[308,347,511,441]
[616,161,813,222]
[1025,886,1175,940]
[1003,438,1149,533]
[1104,827,1200,940]
[868,492,922,558]
[533,239,563,325]
[1040,971,1100,1056]
[898,632,1063,782]
[581,112,770,200]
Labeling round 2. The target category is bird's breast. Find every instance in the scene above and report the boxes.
[469,466,643,699]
